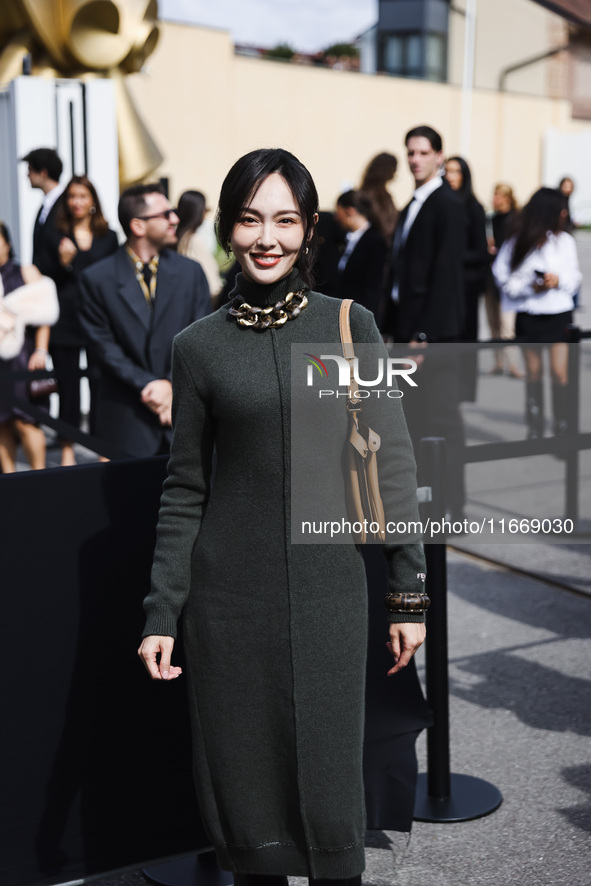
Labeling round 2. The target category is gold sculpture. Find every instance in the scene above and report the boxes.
[0,0,163,185]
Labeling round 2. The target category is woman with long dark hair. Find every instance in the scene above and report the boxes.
[359,151,398,246]
[138,149,428,886]
[176,190,222,303]
[47,175,118,464]
[493,186,582,438]
[445,156,489,343]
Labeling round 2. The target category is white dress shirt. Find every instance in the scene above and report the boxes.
[38,184,64,225]
[391,175,443,301]
[493,231,582,315]
[338,221,370,272]
[401,175,443,243]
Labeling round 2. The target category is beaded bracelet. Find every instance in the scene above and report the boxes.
[385,592,431,614]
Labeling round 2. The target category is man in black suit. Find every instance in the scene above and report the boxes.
[384,126,464,342]
[79,184,210,458]
[21,147,64,273]
[335,190,386,318]
[384,125,466,519]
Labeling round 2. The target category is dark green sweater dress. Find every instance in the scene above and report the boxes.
[142,269,426,879]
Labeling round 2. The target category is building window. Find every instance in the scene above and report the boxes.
[380,31,447,81]
[425,33,446,81]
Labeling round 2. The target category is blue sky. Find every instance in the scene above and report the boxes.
[159,0,378,53]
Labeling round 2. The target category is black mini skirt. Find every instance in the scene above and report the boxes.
[515,310,573,344]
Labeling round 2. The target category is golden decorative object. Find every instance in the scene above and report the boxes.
[0,0,163,185]
[228,291,309,330]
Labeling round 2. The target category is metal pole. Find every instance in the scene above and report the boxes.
[415,437,502,822]
[460,0,477,157]
[419,438,451,799]
[565,325,581,524]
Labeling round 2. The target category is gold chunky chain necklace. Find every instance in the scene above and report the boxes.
[229,289,308,330]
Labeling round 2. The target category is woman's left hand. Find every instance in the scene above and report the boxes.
[386,622,426,676]
[28,349,46,371]
[544,272,559,290]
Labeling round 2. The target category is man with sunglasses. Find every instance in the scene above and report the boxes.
[79,183,210,458]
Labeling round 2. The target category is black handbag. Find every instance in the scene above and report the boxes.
[28,377,59,399]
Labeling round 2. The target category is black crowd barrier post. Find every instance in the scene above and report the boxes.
[565,325,581,526]
[414,437,503,823]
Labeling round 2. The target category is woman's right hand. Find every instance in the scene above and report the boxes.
[58,237,78,268]
[138,635,182,681]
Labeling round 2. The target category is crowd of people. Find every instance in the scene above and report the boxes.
[0,149,211,469]
[0,137,583,472]
[325,128,582,461]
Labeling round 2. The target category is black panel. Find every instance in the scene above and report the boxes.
[0,458,208,886]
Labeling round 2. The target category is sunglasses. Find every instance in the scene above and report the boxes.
[135,209,178,221]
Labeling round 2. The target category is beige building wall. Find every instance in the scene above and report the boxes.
[127,21,590,214]
[448,0,568,96]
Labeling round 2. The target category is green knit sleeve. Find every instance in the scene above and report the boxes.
[348,303,428,623]
[142,336,215,638]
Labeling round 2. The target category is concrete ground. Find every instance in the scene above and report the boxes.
[64,545,591,886]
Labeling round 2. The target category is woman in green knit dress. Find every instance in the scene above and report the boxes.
[138,150,429,886]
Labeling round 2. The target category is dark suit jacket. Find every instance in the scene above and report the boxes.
[384,182,465,342]
[336,225,387,317]
[79,246,211,457]
[32,197,62,276]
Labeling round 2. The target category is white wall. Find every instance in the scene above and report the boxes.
[543,129,591,224]
[0,77,120,265]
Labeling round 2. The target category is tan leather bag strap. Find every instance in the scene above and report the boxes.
[339,298,355,359]
[339,299,361,409]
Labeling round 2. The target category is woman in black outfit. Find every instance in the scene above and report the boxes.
[445,157,489,342]
[445,156,488,401]
[46,176,118,464]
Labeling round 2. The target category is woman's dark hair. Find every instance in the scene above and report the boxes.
[55,175,109,235]
[510,187,566,271]
[0,220,15,261]
[336,190,372,218]
[216,148,319,288]
[446,156,474,205]
[360,152,398,191]
[176,190,207,246]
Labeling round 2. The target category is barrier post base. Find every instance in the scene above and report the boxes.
[143,850,233,886]
[414,773,502,823]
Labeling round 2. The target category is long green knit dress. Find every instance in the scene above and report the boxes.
[142,268,426,880]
